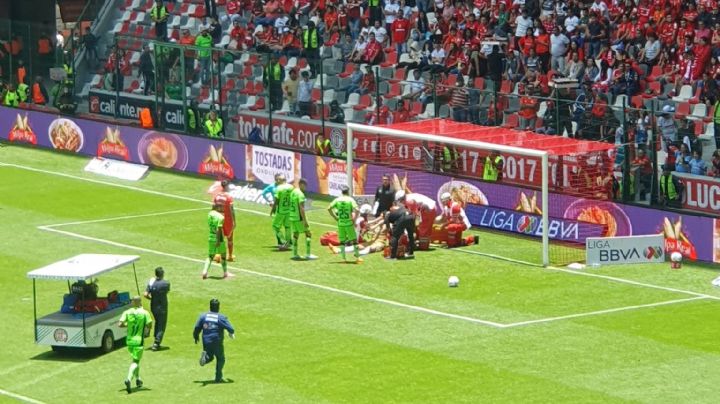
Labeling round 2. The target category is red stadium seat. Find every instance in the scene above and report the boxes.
[353,94,372,110]
[674,102,690,119]
[473,77,485,89]
[388,68,406,84]
[689,87,702,104]
[338,63,355,78]
[380,52,398,68]
[193,5,206,18]
[311,88,321,102]
[383,82,401,99]
[248,97,265,111]
[410,101,422,117]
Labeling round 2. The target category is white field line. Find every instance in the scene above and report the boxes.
[5,161,716,326]
[10,363,80,392]
[503,296,708,328]
[40,208,207,228]
[455,248,720,301]
[38,225,507,328]
[0,388,46,404]
[0,162,335,229]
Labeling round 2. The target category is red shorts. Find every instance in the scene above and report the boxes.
[223,221,234,237]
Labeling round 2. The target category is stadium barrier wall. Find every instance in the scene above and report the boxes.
[1,106,716,264]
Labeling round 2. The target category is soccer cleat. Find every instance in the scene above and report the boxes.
[291,255,303,261]
[227,255,236,262]
[199,351,209,366]
[355,257,364,264]
[150,344,159,351]
[202,272,208,280]
[124,379,131,394]
[136,379,143,389]
[474,235,480,244]
[384,256,396,260]
[305,254,318,260]
[404,253,415,259]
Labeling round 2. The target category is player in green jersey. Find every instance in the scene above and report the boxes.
[289,178,317,260]
[118,296,153,394]
[328,185,361,263]
[270,174,294,250]
[202,204,230,279]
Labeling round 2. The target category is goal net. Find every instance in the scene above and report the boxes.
[344,119,616,266]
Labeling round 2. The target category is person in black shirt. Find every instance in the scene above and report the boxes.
[384,194,416,259]
[144,267,171,351]
[139,45,155,96]
[373,174,395,216]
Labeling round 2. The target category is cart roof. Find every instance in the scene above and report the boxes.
[27,254,140,281]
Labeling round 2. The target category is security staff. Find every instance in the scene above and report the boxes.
[483,150,504,181]
[384,194,416,260]
[193,299,235,383]
[263,54,285,111]
[16,81,28,103]
[187,101,200,134]
[315,133,331,156]
[441,144,459,173]
[204,110,223,138]
[659,164,682,207]
[143,266,170,351]
[301,21,320,76]
[149,0,169,41]
[373,174,396,217]
[3,83,18,107]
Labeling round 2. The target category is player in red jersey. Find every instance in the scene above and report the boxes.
[213,180,236,261]
[433,192,477,248]
[402,192,437,251]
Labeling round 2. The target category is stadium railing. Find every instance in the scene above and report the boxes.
[0,19,62,86]
[31,32,716,214]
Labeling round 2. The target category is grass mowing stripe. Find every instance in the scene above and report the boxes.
[502,296,708,328]
[38,226,508,328]
[40,208,207,228]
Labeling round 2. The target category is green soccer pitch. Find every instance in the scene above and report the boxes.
[2,145,720,404]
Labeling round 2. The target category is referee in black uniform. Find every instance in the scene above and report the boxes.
[373,174,396,217]
[144,267,170,351]
[385,193,416,259]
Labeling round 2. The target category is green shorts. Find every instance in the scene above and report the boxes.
[208,240,226,256]
[338,224,357,243]
[272,212,290,229]
[127,344,144,362]
[290,220,308,234]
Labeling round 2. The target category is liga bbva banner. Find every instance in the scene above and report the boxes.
[586,235,666,265]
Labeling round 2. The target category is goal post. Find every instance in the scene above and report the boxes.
[345,122,550,267]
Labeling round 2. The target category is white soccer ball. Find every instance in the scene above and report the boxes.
[670,252,683,263]
[448,276,459,288]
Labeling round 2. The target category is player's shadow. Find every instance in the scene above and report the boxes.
[194,379,235,387]
[117,387,152,394]
[151,346,171,352]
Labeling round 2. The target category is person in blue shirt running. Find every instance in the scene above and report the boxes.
[193,299,235,383]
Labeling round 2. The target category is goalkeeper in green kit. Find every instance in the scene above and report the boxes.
[118,296,152,394]
[290,179,317,260]
[271,175,294,250]
[328,185,362,263]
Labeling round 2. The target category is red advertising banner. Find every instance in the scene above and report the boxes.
[677,173,720,215]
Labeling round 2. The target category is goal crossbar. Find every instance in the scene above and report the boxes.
[345,122,550,267]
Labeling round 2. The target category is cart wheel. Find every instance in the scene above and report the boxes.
[100,330,115,353]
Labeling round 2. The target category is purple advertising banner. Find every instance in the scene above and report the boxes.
[0,107,246,181]
[0,106,714,263]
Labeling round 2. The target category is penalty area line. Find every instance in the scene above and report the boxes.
[454,248,720,301]
[502,296,708,328]
[0,388,46,404]
[38,226,507,329]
